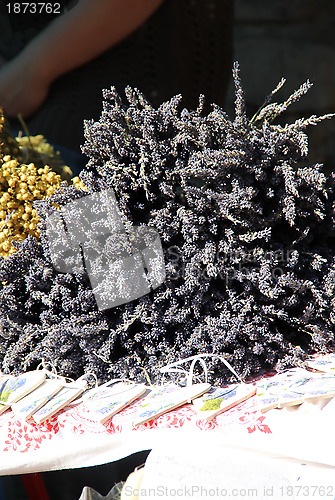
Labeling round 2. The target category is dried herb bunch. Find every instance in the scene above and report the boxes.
[0,109,84,258]
[1,63,335,383]
[0,158,64,257]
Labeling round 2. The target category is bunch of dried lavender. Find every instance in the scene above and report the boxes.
[1,63,335,384]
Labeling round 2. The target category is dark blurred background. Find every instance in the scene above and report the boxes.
[225,0,335,173]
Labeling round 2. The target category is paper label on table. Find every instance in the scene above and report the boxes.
[0,370,46,405]
[256,368,335,412]
[306,354,335,375]
[133,383,210,426]
[82,380,132,403]
[84,383,147,424]
[0,375,12,415]
[256,369,311,412]
[33,379,87,424]
[296,375,335,401]
[193,383,256,421]
[275,374,335,408]
[11,379,65,420]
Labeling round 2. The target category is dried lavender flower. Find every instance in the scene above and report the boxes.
[0,62,335,385]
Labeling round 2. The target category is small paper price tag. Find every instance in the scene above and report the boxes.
[193,383,256,421]
[33,378,88,424]
[133,383,211,426]
[83,382,147,424]
[82,380,128,403]
[306,354,335,375]
[256,368,335,412]
[0,374,13,415]
[11,379,65,420]
[0,370,46,405]
[292,374,335,403]
[256,370,311,412]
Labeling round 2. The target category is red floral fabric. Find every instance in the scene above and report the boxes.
[0,384,271,456]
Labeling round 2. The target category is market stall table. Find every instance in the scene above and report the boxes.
[1,358,335,499]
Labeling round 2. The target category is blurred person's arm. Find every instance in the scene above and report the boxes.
[0,0,164,118]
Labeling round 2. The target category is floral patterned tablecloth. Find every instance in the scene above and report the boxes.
[3,353,335,477]
[0,383,271,475]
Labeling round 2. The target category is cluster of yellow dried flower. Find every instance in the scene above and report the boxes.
[0,158,64,257]
[0,109,85,258]
[16,134,73,182]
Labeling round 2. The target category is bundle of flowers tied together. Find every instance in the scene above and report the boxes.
[0,63,335,385]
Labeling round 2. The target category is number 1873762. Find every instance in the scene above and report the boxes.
[6,3,61,14]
